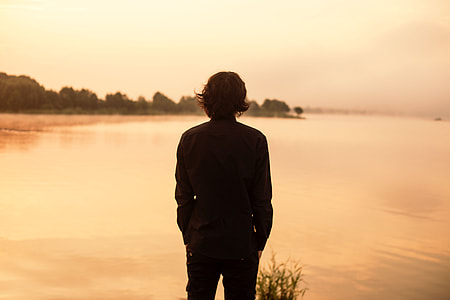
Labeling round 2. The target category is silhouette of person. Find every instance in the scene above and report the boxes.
[175,71,273,299]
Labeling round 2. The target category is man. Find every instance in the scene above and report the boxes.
[175,71,273,299]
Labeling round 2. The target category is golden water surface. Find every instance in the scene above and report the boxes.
[1,114,449,299]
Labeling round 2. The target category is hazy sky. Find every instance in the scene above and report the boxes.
[1,0,449,116]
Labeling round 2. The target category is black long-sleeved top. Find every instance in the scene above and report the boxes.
[175,117,273,259]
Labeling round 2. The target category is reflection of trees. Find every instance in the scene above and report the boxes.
[0,130,41,152]
[0,72,298,118]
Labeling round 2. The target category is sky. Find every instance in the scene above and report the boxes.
[1,0,449,116]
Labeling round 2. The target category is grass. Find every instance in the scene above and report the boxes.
[257,253,307,300]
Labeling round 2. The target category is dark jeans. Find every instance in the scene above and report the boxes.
[186,250,259,300]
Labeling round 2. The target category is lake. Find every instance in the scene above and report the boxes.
[1,113,449,300]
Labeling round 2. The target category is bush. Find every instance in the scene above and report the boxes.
[257,253,307,300]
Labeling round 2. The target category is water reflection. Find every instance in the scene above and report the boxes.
[0,131,40,151]
[376,180,444,220]
[0,236,186,299]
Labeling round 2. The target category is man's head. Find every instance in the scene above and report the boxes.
[196,71,249,119]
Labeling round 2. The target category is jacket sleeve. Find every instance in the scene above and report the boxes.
[175,139,195,245]
[251,135,273,251]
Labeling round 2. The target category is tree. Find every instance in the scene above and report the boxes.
[105,92,127,109]
[294,106,303,117]
[246,100,261,116]
[77,89,99,110]
[0,73,45,112]
[137,96,150,112]
[43,90,62,109]
[59,87,76,108]
[261,99,290,116]
[152,91,177,113]
[177,95,200,114]
[105,92,137,113]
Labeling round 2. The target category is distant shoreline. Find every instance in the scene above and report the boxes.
[0,113,302,132]
[0,112,444,132]
[0,72,303,119]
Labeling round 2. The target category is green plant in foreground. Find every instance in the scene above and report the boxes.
[257,253,307,300]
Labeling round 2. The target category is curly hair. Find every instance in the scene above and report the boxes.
[196,71,249,119]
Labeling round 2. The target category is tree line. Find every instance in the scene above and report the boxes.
[0,73,303,117]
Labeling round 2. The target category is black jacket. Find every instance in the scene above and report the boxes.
[175,117,273,259]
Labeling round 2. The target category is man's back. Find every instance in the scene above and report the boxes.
[175,117,272,259]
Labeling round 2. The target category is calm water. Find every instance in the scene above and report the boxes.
[1,114,449,300]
